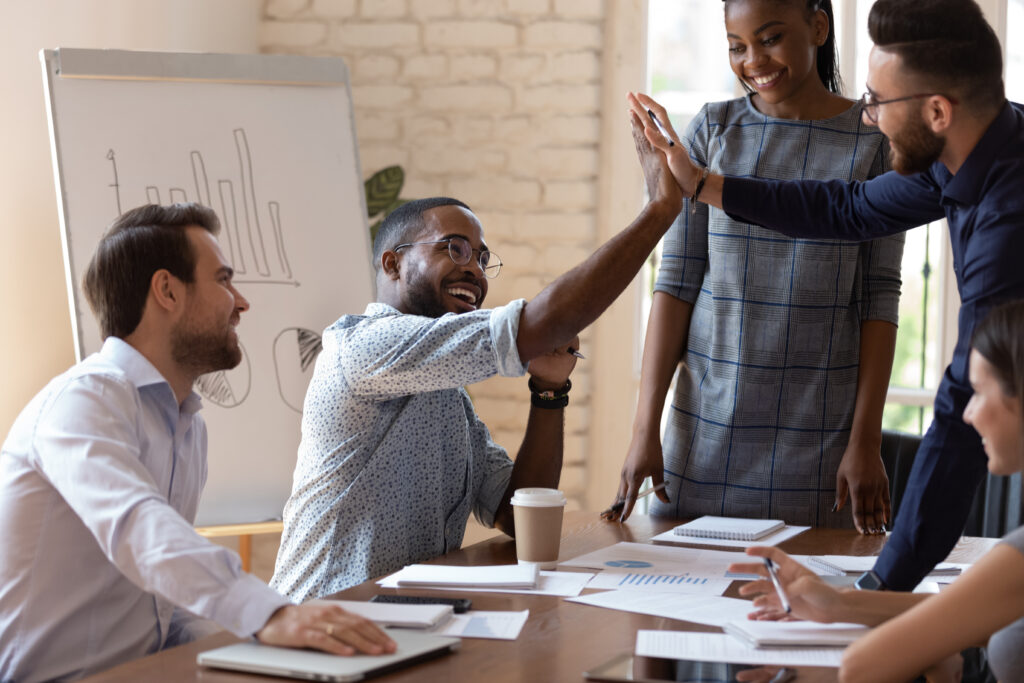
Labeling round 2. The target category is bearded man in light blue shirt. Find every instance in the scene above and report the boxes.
[271,118,683,599]
[0,203,393,682]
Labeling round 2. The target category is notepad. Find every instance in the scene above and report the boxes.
[672,516,786,541]
[391,564,539,589]
[722,620,868,648]
[324,600,453,629]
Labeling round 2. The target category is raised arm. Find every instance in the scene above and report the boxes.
[514,114,682,362]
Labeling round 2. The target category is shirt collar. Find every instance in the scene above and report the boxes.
[99,337,203,414]
[939,100,1015,206]
[365,302,401,317]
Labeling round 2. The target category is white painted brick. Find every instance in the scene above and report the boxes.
[523,21,601,48]
[351,84,414,108]
[472,397,526,430]
[353,54,400,81]
[519,84,600,113]
[307,0,356,17]
[411,146,506,175]
[493,243,538,270]
[472,211,516,237]
[355,113,401,140]
[450,54,498,80]
[266,0,311,19]
[450,117,493,143]
[541,115,601,144]
[446,177,542,209]
[458,0,504,16]
[505,0,550,14]
[261,20,328,47]
[400,177,447,199]
[499,54,545,81]
[334,22,419,48]
[563,434,587,466]
[405,116,450,138]
[514,212,596,242]
[539,243,591,272]
[310,0,356,18]
[489,428,521,450]
[420,85,512,112]
[546,51,600,82]
[554,0,603,19]
[542,180,596,210]
[360,0,407,18]
[505,274,547,299]
[424,21,517,49]
[473,375,527,400]
[566,368,590,398]
[565,405,589,434]
[358,146,411,176]
[409,0,456,17]
[403,54,448,80]
[493,116,533,143]
[559,463,587,493]
[509,146,598,179]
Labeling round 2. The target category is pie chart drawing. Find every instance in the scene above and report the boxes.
[194,341,252,408]
[274,327,323,412]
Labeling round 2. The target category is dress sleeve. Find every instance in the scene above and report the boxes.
[30,375,289,637]
[654,105,711,303]
[857,140,905,324]
[337,300,528,400]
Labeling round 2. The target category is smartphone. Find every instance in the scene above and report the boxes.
[584,652,796,683]
[369,594,472,613]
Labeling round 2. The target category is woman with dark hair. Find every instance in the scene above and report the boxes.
[731,300,1024,682]
[611,0,905,534]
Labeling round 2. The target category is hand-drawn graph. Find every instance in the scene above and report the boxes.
[273,327,324,413]
[194,341,252,408]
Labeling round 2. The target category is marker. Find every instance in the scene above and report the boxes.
[764,558,792,614]
[601,482,667,518]
[646,109,675,146]
[567,347,586,359]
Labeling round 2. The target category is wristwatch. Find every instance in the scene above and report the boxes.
[854,570,888,591]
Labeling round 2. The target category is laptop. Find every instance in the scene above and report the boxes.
[197,628,460,682]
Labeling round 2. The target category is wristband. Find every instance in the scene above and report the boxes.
[691,166,710,215]
[528,378,571,409]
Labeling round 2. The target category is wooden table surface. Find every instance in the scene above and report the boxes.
[82,512,997,682]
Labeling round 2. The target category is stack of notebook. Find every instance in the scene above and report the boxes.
[672,516,786,542]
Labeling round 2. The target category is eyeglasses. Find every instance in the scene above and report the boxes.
[860,91,959,124]
[393,236,502,279]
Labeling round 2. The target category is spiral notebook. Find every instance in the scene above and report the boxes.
[672,516,786,542]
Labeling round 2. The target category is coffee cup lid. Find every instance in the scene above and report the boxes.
[510,487,567,507]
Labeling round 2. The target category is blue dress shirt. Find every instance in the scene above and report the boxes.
[0,338,289,682]
[271,300,528,601]
[721,101,1024,589]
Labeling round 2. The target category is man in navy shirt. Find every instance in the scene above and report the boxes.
[630,0,1024,590]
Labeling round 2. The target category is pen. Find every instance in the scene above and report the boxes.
[567,347,586,359]
[601,482,667,517]
[763,558,792,614]
[646,109,675,146]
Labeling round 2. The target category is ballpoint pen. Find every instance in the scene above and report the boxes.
[764,557,793,614]
[646,109,675,146]
[600,482,667,519]
[567,347,586,359]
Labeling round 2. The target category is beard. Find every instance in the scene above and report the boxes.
[889,113,945,175]
[401,265,451,318]
[171,313,242,376]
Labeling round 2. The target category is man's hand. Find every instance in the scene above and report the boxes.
[603,428,670,522]
[728,547,845,624]
[835,441,891,535]
[526,336,579,388]
[628,92,699,197]
[256,602,396,656]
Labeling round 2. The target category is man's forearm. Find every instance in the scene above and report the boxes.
[493,405,565,535]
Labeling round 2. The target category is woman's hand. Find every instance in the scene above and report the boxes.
[728,547,846,623]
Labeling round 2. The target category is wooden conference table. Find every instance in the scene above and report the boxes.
[83,512,996,682]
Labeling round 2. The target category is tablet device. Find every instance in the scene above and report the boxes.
[584,652,796,683]
[197,628,460,682]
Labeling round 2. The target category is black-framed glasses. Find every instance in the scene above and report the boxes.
[860,90,959,124]
[393,236,502,279]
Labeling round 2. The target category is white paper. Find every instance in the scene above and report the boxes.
[636,631,844,667]
[560,541,749,578]
[428,610,529,640]
[378,570,593,597]
[390,564,537,588]
[585,571,730,595]
[323,600,452,628]
[650,525,809,549]
[722,620,868,647]
[567,591,755,627]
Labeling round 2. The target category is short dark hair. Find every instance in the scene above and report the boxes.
[723,0,842,94]
[868,0,1004,114]
[972,301,1024,446]
[371,197,471,272]
[82,203,220,339]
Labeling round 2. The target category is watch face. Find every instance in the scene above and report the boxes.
[855,571,884,591]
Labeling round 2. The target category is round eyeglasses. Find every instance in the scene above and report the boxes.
[393,236,502,279]
[860,91,959,124]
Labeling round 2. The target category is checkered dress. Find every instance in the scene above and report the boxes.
[650,96,904,527]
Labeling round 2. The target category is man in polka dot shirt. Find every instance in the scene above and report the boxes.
[271,116,683,599]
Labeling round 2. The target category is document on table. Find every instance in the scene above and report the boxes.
[377,570,593,597]
[635,631,844,668]
[791,554,969,583]
[559,541,748,579]
[722,620,868,647]
[389,563,537,588]
[585,570,730,596]
[429,610,529,640]
[650,525,809,549]
[567,592,755,627]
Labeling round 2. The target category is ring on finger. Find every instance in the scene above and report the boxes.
[326,624,335,637]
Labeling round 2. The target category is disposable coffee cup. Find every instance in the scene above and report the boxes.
[510,487,567,570]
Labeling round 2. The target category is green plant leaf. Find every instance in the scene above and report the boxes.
[364,166,405,217]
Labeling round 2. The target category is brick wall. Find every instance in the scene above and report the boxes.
[261,0,610,508]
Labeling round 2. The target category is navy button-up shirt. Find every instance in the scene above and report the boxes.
[721,101,1024,589]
